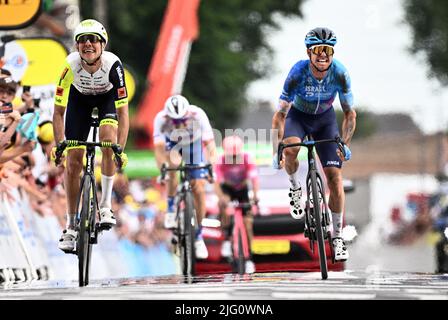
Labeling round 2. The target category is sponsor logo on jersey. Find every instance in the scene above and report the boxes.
[116,65,124,86]
[305,85,326,97]
[117,86,127,99]
[326,160,340,166]
[56,87,64,96]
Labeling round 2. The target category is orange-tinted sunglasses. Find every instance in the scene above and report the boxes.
[309,45,334,56]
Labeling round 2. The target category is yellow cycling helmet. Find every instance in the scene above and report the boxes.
[37,121,54,144]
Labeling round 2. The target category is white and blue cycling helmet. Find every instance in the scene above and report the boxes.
[304,27,337,48]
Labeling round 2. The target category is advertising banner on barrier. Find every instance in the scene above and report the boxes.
[0,197,29,270]
[15,191,51,271]
[0,0,42,30]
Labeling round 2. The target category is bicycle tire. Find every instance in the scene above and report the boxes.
[237,230,245,275]
[78,176,93,287]
[316,174,334,264]
[309,170,328,280]
[85,178,97,282]
[183,191,196,277]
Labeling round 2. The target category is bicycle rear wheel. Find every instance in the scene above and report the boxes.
[309,170,328,280]
[180,191,196,277]
[78,176,94,287]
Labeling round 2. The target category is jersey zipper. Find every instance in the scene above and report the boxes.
[314,81,322,114]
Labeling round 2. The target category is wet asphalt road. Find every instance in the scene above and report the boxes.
[1,270,447,300]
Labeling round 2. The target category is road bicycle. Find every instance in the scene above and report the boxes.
[225,200,258,275]
[160,163,213,279]
[277,135,346,280]
[54,111,124,287]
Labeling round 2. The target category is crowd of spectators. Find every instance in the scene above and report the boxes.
[0,3,176,276]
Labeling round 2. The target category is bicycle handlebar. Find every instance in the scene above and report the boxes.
[277,136,346,164]
[229,199,258,210]
[54,140,123,167]
[160,163,214,182]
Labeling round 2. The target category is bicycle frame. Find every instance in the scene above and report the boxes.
[227,201,253,275]
[55,112,123,287]
[160,163,213,279]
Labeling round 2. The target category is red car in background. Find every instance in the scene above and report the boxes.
[197,163,351,274]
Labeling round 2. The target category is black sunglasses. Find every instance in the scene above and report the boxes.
[77,34,102,44]
[171,118,189,125]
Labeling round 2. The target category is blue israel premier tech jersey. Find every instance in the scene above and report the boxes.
[279,59,354,114]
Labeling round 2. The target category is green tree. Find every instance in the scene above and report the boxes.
[80,0,305,131]
[404,0,448,84]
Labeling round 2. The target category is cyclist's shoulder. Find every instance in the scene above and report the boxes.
[243,152,257,165]
[330,59,352,87]
[189,105,209,119]
[65,52,80,66]
[154,109,167,122]
[288,59,309,73]
[102,51,122,65]
[331,59,350,74]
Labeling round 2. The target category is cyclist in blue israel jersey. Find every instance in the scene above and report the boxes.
[271,27,357,262]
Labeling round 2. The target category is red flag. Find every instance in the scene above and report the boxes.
[136,0,200,149]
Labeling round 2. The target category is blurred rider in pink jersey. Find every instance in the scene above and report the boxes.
[214,135,259,273]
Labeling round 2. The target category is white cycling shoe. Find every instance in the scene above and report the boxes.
[99,208,116,228]
[58,229,77,253]
[289,187,305,219]
[245,260,256,274]
[332,237,349,261]
[195,238,209,259]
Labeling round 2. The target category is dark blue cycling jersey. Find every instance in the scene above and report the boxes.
[279,59,354,114]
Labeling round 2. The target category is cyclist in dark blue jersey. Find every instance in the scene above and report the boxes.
[271,27,357,262]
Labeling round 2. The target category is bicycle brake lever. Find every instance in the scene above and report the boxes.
[335,137,346,158]
[160,163,167,181]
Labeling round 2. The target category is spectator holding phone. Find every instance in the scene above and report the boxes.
[0,77,35,163]
[0,77,22,156]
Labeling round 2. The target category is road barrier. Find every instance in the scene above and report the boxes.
[0,187,177,284]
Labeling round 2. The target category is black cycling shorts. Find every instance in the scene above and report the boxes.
[220,183,251,216]
[65,85,116,141]
[283,107,342,168]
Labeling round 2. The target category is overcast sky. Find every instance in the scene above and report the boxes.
[248,0,448,134]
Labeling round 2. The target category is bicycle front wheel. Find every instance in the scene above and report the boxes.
[309,170,328,280]
[237,229,245,275]
[180,191,196,277]
[78,175,94,287]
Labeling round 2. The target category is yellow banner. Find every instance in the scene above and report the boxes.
[0,0,42,30]
[4,38,68,86]
[124,67,136,102]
